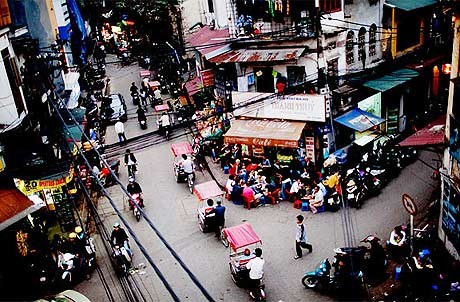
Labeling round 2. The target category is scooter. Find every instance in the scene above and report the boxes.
[129,193,144,221]
[112,244,132,276]
[132,92,140,106]
[344,179,366,209]
[139,118,147,130]
[325,190,341,212]
[302,247,365,294]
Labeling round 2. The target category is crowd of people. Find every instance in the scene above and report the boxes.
[207,143,335,212]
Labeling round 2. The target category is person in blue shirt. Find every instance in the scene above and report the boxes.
[206,198,226,237]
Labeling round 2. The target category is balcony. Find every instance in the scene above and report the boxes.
[228,0,317,40]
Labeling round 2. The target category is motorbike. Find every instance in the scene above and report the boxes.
[112,244,132,276]
[127,163,137,179]
[302,247,366,297]
[132,92,140,106]
[139,118,147,130]
[400,147,418,167]
[324,190,341,212]
[344,179,366,209]
[361,235,387,282]
[129,193,143,221]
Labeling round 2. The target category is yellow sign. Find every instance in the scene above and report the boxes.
[15,167,74,194]
[16,230,28,257]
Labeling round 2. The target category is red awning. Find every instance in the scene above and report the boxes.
[188,26,229,56]
[399,115,446,147]
[193,180,223,200]
[209,48,304,64]
[171,141,193,157]
[0,189,44,231]
[223,223,262,252]
[185,77,201,96]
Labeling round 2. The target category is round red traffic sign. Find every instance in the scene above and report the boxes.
[402,193,418,216]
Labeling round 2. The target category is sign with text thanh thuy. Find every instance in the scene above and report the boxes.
[241,94,326,122]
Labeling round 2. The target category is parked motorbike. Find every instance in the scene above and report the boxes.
[324,190,341,212]
[127,163,137,179]
[344,179,366,209]
[400,147,418,167]
[302,247,366,297]
[361,235,387,282]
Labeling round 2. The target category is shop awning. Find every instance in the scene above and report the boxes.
[224,119,306,148]
[187,25,230,58]
[185,77,201,97]
[209,48,305,64]
[334,108,385,132]
[362,68,419,92]
[398,115,446,147]
[0,189,45,231]
[386,0,437,11]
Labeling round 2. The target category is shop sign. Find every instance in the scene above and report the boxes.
[358,93,381,117]
[244,94,326,122]
[441,178,460,254]
[305,137,315,160]
[201,69,215,87]
[15,168,74,194]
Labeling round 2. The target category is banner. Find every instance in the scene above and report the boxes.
[15,167,74,194]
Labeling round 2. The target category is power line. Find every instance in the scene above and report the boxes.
[51,92,216,302]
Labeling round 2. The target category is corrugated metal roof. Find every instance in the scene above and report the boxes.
[187,26,230,56]
[209,48,305,63]
[362,68,419,92]
[399,115,446,147]
[386,0,437,11]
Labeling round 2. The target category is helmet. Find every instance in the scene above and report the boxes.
[75,226,83,234]
[216,198,222,204]
[69,232,77,239]
[113,222,120,228]
[128,176,134,182]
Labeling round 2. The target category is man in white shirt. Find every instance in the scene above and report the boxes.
[290,178,302,194]
[180,154,195,174]
[153,88,162,102]
[114,120,127,143]
[246,248,264,299]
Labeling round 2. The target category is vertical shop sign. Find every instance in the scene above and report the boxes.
[201,69,215,87]
[305,137,315,160]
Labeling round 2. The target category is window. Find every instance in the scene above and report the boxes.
[369,24,377,57]
[358,27,366,61]
[346,31,354,65]
[327,58,339,90]
[320,0,341,13]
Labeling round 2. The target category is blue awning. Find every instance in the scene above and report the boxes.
[334,108,385,132]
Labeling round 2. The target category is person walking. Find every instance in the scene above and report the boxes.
[115,120,127,143]
[246,248,265,300]
[294,214,312,259]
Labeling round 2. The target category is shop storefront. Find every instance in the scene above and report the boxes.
[230,92,327,163]
[14,167,77,232]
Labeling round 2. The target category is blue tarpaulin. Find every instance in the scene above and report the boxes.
[334,108,385,132]
[67,0,87,65]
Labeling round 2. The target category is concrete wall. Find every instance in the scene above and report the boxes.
[341,0,384,72]
[0,29,27,128]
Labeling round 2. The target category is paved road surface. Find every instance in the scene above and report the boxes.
[75,60,440,302]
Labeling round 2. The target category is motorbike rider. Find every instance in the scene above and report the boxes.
[206,198,225,237]
[124,149,137,175]
[127,176,144,207]
[388,225,408,261]
[130,82,138,97]
[179,153,195,178]
[246,248,264,300]
[111,222,132,257]
[136,105,147,123]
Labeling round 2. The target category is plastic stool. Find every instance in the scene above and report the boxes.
[293,199,302,209]
[223,166,230,174]
[233,199,243,205]
[301,201,310,211]
[317,205,326,213]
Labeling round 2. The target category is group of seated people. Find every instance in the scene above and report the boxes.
[223,154,337,213]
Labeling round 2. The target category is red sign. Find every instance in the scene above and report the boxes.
[201,69,215,87]
[402,193,418,216]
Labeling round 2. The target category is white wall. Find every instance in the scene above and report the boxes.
[0,32,25,128]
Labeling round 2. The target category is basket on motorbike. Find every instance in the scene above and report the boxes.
[193,180,223,233]
[223,223,263,287]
